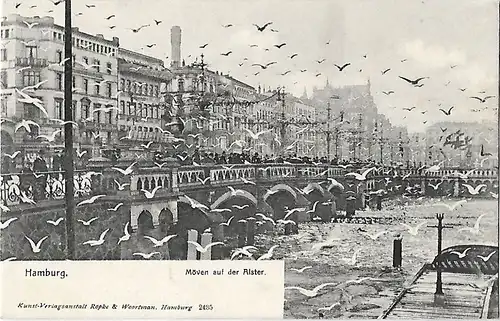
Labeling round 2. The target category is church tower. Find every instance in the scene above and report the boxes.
[301,87,308,99]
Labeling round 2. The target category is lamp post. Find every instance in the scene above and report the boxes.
[63,0,75,260]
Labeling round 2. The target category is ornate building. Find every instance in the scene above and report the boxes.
[1,14,121,169]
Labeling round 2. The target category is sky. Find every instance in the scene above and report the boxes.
[2,0,499,132]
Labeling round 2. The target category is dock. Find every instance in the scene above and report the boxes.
[379,245,499,319]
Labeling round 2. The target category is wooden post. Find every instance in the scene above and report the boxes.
[238,220,246,247]
[428,213,452,305]
[246,218,255,246]
[393,234,403,268]
[187,229,198,260]
[200,232,212,260]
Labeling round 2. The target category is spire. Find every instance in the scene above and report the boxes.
[301,86,308,99]
[326,77,330,88]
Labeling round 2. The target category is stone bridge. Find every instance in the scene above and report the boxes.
[0,161,497,260]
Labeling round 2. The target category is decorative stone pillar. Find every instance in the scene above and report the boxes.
[187,229,198,260]
[453,179,460,197]
[200,232,213,260]
[246,218,255,246]
[238,220,246,247]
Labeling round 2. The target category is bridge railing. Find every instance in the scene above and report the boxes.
[0,170,94,206]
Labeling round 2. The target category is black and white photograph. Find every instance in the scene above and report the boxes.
[0,0,498,318]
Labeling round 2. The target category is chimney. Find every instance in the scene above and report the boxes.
[171,26,181,69]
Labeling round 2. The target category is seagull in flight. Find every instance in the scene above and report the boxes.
[477,250,496,262]
[341,249,362,266]
[77,195,106,207]
[450,247,472,258]
[257,245,279,260]
[462,183,486,195]
[117,222,131,245]
[359,230,389,240]
[144,234,177,247]
[345,167,376,181]
[188,241,224,253]
[0,217,18,230]
[47,217,64,226]
[244,128,271,139]
[25,235,49,253]
[435,199,468,211]
[285,282,338,297]
[458,213,489,235]
[253,22,273,32]
[77,217,99,226]
[112,162,136,175]
[400,221,426,236]
[141,186,162,199]
[133,252,160,259]
[83,228,110,246]
[399,76,428,86]
[291,266,313,273]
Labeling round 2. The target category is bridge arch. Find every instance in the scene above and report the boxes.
[263,183,297,203]
[137,210,154,236]
[210,190,258,210]
[303,182,325,196]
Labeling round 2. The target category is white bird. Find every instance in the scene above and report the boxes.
[75,60,101,70]
[428,182,443,190]
[76,194,105,207]
[345,277,382,285]
[341,249,362,266]
[23,21,39,29]
[15,89,48,117]
[0,204,10,212]
[117,222,130,245]
[284,282,338,297]
[15,119,40,133]
[318,303,341,312]
[231,246,258,260]
[114,180,130,190]
[19,191,36,205]
[219,216,234,226]
[435,199,467,211]
[257,245,278,260]
[450,247,472,258]
[25,235,49,253]
[228,186,245,196]
[468,274,498,290]
[0,217,18,230]
[112,162,136,175]
[133,252,160,259]
[345,167,376,181]
[455,169,476,180]
[232,204,249,210]
[458,213,489,234]
[37,129,62,142]
[462,183,486,195]
[477,250,497,262]
[291,266,313,273]
[76,150,87,158]
[400,221,426,236]
[306,201,319,214]
[47,217,64,226]
[83,228,110,246]
[188,241,224,253]
[144,234,177,247]
[359,230,389,240]
[107,203,123,211]
[244,128,271,140]
[277,219,296,225]
[77,217,98,226]
[141,186,162,199]
[283,207,305,220]
[211,208,231,213]
[183,195,209,210]
[4,151,21,159]
[256,213,276,225]
[241,178,256,185]
[197,177,210,184]
[425,161,444,173]
[141,141,153,149]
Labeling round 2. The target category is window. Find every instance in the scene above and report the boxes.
[120,79,124,91]
[23,102,41,119]
[107,132,111,143]
[56,72,63,90]
[138,103,143,117]
[72,100,77,120]
[83,56,88,65]
[106,111,112,124]
[0,49,6,61]
[149,106,153,118]
[26,46,37,58]
[1,70,7,88]
[106,83,112,97]
[127,102,131,115]
[154,85,159,96]
[1,97,7,114]
[142,84,147,95]
[54,99,63,119]
[23,71,41,86]
[4,29,9,38]
[94,103,101,122]
[83,78,88,94]
[72,76,76,88]
[106,62,112,74]
[93,59,100,72]
[148,84,153,96]
[131,82,136,93]
[120,101,125,114]
[95,82,100,96]
[81,99,90,120]
[126,80,131,91]
[54,50,62,63]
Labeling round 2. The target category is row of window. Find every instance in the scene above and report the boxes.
[0,28,10,39]
[54,72,113,97]
[119,100,163,119]
[120,78,160,97]
[55,50,113,74]
[53,31,117,56]
[119,125,165,134]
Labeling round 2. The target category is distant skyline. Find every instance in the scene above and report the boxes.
[2,0,498,133]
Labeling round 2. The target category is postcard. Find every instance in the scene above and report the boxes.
[0,0,498,319]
